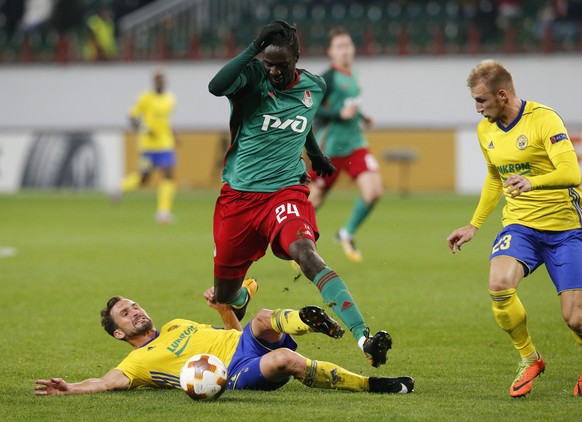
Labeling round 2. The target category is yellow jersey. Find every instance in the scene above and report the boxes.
[473,100,582,231]
[115,319,242,389]
[130,91,176,151]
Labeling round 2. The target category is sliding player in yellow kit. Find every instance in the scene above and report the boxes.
[34,284,414,396]
[447,59,582,398]
[118,68,177,224]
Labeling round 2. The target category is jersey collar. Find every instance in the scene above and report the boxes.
[496,99,526,132]
[139,330,160,348]
[283,70,301,90]
[332,63,352,76]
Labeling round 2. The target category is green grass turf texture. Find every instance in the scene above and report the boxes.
[1,190,580,421]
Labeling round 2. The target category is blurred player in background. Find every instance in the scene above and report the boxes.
[116,67,177,224]
[34,287,414,395]
[207,20,392,368]
[309,27,382,264]
[447,59,582,398]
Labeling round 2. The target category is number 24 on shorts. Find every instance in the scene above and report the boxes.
[275,203,300,223]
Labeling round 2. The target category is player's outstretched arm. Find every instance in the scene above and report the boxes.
[447,224,478,254]
[34,369,130,395]
[203,287,242,331]
[448,163,501,253]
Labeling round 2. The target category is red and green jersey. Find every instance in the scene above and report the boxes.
[315,67,367,158]
[211,44,325,192]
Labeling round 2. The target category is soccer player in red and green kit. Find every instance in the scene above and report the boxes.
[208,20,391,367]
[309,27,383,264]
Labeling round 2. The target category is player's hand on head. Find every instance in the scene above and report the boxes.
[308,153,336,178]
[254,20,288,50]
[272,20,292,30]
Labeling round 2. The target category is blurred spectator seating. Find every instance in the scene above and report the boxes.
[1,0,581,63]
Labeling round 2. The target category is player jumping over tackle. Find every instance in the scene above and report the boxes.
[207,20,392,367]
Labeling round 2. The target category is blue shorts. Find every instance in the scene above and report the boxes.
[140,151,176,171]
[226,323,297,391]
[490,224,582,293]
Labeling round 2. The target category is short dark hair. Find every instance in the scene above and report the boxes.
[101,296,123,337]
[271,21,300,57]
[327,26,350,48]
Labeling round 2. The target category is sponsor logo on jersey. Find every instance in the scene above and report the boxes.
[487,141,494,149]
[496,162,531,175]
[166,325,198,356]
[261,114,308,133]
[302,90,313,107]
[516,135,528,150]
[550,133,568,144]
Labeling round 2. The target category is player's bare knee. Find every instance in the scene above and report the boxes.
[270,348,299,373]
[488,282,507,292]
[299,251,326,279]
[310,195,323,209]
[488,273,518,292]
[289,240,326,272]
[254,309,272,328]
[363,187,382,203]
[564,313,582,334]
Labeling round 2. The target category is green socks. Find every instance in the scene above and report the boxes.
[313,267,367,340]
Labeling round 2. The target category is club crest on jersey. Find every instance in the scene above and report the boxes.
[302,90,313,107]
[550,133,568,144]
[516,135,528,150]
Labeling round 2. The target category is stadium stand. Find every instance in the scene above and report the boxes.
[0,0,581,63]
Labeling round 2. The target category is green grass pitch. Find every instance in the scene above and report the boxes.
[1,190,580,421]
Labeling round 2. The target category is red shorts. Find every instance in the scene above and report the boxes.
[309,147,379,191]
[213,184,319,280]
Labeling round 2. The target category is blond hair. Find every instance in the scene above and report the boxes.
[467,59,515,95]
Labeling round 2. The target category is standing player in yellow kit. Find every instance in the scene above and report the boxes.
[447,59,582,398]
[118,68,177,224]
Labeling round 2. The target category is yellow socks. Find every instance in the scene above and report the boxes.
[157,179,176,214]
[301,358,368,392]
[121,172,141,192]
[490,288,535,358]
[271,309,311,335]
[572,330,582,347]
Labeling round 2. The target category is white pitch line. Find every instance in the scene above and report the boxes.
[0,247,17,258]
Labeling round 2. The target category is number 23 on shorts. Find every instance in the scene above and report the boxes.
[492,234,512,253]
